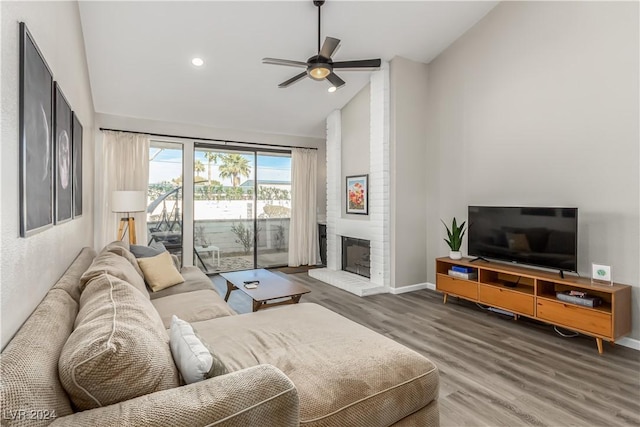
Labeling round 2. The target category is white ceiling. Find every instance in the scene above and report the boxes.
[79,1,497,138]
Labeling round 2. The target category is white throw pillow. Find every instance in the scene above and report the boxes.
[169,315,228,384]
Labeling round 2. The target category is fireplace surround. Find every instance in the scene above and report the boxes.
[308,62,390,296]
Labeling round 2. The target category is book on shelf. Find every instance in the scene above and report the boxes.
[448,269,478,280]
[451,266,475,274]
[556,291,602,308]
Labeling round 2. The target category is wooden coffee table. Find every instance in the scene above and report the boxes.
[221,269,311,312]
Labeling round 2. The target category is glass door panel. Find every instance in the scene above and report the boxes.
[147,141,183,262]
[194,147,255,273]
[256,153,291,268]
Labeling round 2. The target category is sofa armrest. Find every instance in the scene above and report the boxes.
[51,365,298,427]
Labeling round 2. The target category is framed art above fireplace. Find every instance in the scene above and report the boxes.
[346,174,368,215]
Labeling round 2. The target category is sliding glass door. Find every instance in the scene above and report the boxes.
[256,153,291,269]
[192,146,291,273]
[146,141,183,259]
[193,147,255,273]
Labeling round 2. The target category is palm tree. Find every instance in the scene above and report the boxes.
[194,160,205,179]
[203,152,221,185]
[219,154,251,187]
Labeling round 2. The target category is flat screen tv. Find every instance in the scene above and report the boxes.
[468,206,578,272]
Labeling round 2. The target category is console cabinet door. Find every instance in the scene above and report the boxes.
[479,285,534,316]
[437,274,478,300]
[537,299,611,337]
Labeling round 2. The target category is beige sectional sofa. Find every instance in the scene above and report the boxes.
[1,243,439,426]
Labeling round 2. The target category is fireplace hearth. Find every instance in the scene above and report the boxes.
[342,237,371,278]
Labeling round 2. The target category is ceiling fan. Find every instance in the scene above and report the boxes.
[262,0,381,91]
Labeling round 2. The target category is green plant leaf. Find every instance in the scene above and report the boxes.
[442,217,466,251]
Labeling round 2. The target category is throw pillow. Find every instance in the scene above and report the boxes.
[137,251,185,292]
[169,315,228,384]
[130,241,167,258]
[59,273,180,410]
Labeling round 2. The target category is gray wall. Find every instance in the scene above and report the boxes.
[425,1,639,339]
[1,1,96,349]
[390,57,429,288]
[340,83,371,220]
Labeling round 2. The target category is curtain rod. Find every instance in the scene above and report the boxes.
[98,127,319,150]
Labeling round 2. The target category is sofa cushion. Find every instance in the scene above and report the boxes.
[137,251,185,292]
[81,249,149,298]
[149,266,217,300]
[51,247,97,303]
[169,315,229,384]
[0,289,78,426]
[152,289,236,328]
[59,273,180,411]
[130,241,166,258]
[192,303,439,427]
[101,240,145,278]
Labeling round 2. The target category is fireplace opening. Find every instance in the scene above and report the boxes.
[342,237,371,278]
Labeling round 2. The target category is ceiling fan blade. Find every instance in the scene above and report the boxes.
[263,58,308,68]
[278,72,308,88]
[319,37,341,59]
[326,72,345,89]
[332,59,382,70]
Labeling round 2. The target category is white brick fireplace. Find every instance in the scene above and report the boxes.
[309,63,390,296]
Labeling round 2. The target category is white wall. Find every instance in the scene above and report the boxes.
[1,1,95,349]
[390,57,429,288]
[425,2,639,339]
[340,84,370,220]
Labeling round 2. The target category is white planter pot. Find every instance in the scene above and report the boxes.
[449,251,462,260]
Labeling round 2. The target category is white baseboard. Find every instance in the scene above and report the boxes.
[390,282,434,294]
[617,336,640,351]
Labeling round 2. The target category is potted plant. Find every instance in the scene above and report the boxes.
[442,217,466,260]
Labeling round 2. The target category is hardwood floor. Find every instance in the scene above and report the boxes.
[211,272,640,427]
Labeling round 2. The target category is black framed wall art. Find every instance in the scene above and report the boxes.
[72,113,83,218]
[19,22,54,237]
[54,83,73,224]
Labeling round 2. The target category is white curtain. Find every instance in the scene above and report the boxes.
[288,148,318,267]
[97,131,150,248]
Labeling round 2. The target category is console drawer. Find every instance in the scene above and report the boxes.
[479,285,534,316]
[536,299,611,337]
[437,274,478,300]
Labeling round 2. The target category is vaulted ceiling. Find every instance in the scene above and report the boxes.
[79,1,497,138]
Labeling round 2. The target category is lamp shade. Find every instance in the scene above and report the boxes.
[112,191,146,213]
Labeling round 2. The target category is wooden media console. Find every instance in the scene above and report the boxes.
[435,257,632,354]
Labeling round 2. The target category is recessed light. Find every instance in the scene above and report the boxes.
[328,86,337,93]
[191,57,204,67]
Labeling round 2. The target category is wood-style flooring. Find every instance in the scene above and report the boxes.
[211,272,640,427]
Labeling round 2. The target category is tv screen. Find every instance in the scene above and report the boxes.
[468,206,578,272]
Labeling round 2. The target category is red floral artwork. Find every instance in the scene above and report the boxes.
[347,176,367,213]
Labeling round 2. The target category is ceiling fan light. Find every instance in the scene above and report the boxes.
[308,64,331,80]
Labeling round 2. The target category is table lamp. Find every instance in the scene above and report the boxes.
[112,190,146,244]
